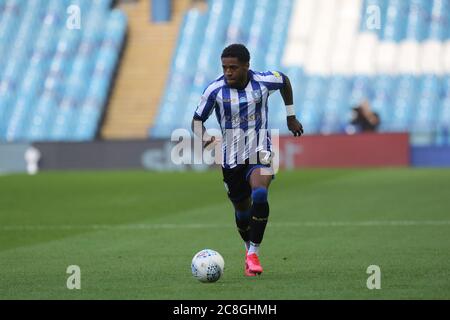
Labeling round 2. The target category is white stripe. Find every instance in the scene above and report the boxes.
[203,79,225,99]
[261,88,268,129]
[252,72,284,84]
[246,86,256,128]
[217,89,225,130]
[229,89,239,126]
[2,220,449,231]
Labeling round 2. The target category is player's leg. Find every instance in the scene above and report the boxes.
[222,166,253,250]
[222,166,258,276]
[248,167,272,250]
[246,167,273,274]
[232,197,252,249]
[232,197,258,277]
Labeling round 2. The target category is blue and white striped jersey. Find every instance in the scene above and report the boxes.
[194,70,285,169]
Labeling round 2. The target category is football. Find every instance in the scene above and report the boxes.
[191,249,225,283]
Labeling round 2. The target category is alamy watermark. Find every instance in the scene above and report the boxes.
[366,265,381,290]
[66,5,81,30]
[366,5,381,30]
[66,265,81,290]
[171,123,280,175]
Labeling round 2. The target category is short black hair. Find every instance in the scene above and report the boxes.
[221,44,250,63]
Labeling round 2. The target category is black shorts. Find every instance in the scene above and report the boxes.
[222,160,274,203]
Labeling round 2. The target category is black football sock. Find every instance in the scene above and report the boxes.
[248,187,269,245]
[235,210,250,243]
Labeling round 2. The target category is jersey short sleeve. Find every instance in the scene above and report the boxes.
[194,94,216,122]
[252,71,285,94]
[193,82,222,122]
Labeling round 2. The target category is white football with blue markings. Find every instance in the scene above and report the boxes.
[191,249,225,283]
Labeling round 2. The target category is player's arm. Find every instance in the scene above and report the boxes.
[191,118,216,148]
[192,87,219,148]
[279,74,304,137]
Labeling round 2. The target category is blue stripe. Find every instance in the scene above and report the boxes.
[264,91,269,130]
[202,76,225,95]
[260,81,284,91]
[222,87,232,129]
[200,87,221,120]
[250,80,263,131]
[238,89,248,131]
[255,71,273,77]
[214,105,222,130]
[222,87,231,167]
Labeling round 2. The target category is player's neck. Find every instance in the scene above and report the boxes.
[232,75,250,90]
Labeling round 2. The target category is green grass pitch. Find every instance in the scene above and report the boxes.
[0,168,449,299]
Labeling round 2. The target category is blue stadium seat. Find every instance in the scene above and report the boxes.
[264,0,292,70]
[5,95,34,141]
[194,0,234,88]
[246,0,275,70]
[325,76,352,131]
[360,0,388,38]
[74,102,102,141]
[0,0,126,142]
[151,0,450,148]
[26,93,58,141]
[405,0,431,41]
[0,0,27,75]
[226,0,256,45]
[428,0,450,40]
[387,75,419,131]
[349,76,372,106]
[50,103,77,141]
[152,9,208,137]
[91,0,113,11]
[382,0,409,41]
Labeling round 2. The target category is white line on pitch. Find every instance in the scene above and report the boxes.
[1,220,450,231]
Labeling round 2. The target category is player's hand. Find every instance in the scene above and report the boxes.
[203,136,216,149]
[287,116,304,137]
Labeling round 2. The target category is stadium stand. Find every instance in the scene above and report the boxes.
[1,0,448,145]
[0,0,127,141]
[151,0,450,145]
[101,0,189,139]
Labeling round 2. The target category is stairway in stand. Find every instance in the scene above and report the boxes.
[101,0,190,139]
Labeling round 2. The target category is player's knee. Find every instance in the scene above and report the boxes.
[252,187,268,203]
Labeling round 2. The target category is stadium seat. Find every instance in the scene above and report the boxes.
[349,75,372,106]
[246,0,275,70]
[428,0,450,40]
[5,96,32,141]
[360,0,388,38]
[264,0,292,70]
[0,0,127,142]
[382,0,410,42]
[405,0,431,41]
[151,0,450,146]
[0,0,26,75]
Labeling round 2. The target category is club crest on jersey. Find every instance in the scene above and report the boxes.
[252,90,262,103]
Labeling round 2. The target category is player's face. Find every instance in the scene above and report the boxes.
[221,57,249,88]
